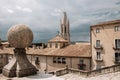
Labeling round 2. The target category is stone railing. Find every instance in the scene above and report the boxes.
[48,68,68,76]
[68,68,88,77]
[50,64,120,77]
[55,68,68,76]
[86,64,120,77]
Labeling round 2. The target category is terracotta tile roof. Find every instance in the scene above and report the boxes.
[0,43,91,58]
[91,20,120,27]
[0,48,13,54]
[48,35,68,43]
[28,43,91,58]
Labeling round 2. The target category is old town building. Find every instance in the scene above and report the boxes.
[91,20,120,70]
[0,12,91,73]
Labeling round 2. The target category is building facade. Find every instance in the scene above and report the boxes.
[0,12,92,73]
[91,20,120,70]
[27,43,91,72]
[0,42,91,72]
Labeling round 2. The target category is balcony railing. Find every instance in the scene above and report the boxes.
[94,45,103,50]
[95,58,103,62]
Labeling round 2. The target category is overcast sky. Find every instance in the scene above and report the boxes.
[0,0,120,43]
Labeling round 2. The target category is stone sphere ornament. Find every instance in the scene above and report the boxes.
[3,24,37,77]
[7,24,33,48]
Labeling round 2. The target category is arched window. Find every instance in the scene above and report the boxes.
[35,57,40,65]
[62,58,66,64]
[65,26,66,33]
[61,26,63,33]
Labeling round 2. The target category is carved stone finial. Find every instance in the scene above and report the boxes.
[7,24,33,48]
[3,24,37,77]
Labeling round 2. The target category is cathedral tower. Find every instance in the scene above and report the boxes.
[60,12,70,43]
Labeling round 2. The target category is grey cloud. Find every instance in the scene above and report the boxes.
[0,0,120,42]
[116,1,120,5]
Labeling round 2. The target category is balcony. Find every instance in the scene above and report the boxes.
[78,64,86,70]
[95,57,103,62]
[96,59,103,62]
[94,45,103,50]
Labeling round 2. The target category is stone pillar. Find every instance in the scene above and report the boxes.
[3,48,37,77]
[2,24,37,77]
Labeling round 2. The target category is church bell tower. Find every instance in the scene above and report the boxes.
[60,12,70,43]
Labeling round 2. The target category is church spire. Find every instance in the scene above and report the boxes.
[60,12,70,43]
[62,12,67,25]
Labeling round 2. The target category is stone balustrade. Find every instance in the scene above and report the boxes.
[49,64,120,77]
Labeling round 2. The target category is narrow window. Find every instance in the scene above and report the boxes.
[96,40,100,48]
[65,26,66,33]
[57,57,61,63]
[78,60,85,70]
[79,60,84,64]
[97,52,101,60]
[115,39,120,48]
[61,26,63,33]
[35,57,40,65]
[96,28,100,33]
[53,57,57,63]
[62,58,66,64]
[115,53,120,62]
